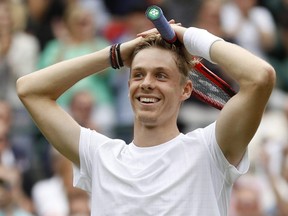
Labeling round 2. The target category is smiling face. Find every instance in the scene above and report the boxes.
[129,47,192,128]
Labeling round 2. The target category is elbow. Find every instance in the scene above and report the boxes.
[240,63,276,98]
[249,63,276,94]
[16,76,30,101]
[259,64,276,92]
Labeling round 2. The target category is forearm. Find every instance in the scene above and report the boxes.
[181,27,275,93]
[180,26,276,164]
[17,46,110,101]
[210,40,275,93]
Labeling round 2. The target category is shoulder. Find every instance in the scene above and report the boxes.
[176,122,217,155]
[184,122,216,142]
[79,127,127,153]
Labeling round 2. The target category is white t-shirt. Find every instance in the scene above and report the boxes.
[73,122,249,216]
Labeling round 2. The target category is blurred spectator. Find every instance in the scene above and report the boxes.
[220,0,276,60]
[258,0,288,24]
[193,0,227,37]
[25,0,66,50]
[69,90,99,131]
[267,11,288,92]
[102,0,163,43]
[0,165,34,215]
[77,0,111,33]
[229,174,266,216]
[68,189,91,216]
[248,95,288,167]
[0,99,30,172]
[257,0,288,92]
[0,99,38,214]
[37,2,116,136]
[0,0,39,108]
[0,118,16,168]
[103,0,150,16]
[162,0,201,27]
[0,0,39,178]
[32,147,86,216]
[258,101,288,216]
[0,99,12,132]
[259,144,288,216]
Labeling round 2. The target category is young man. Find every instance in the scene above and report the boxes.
[17,24,275,215]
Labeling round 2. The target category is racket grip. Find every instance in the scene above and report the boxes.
[145,5,177,44]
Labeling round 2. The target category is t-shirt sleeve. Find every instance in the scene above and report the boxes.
[202,122,250,184]
[73,127,111,192]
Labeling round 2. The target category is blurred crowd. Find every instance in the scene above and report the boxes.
[0,0,287,215]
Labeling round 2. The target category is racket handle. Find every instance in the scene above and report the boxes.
[145,5,177,44]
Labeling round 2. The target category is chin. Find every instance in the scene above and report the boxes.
[137,115,158,127]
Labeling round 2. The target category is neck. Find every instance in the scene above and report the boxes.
[133,121,180,147]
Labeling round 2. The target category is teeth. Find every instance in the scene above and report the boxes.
[140,97,158,103]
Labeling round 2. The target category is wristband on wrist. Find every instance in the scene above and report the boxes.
[109,43,124,69]
[116,43,124,67]
[183,27,223,63]
[109,44,117,69]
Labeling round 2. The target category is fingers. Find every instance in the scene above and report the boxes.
[136,20,182,38]
[136,27,158,37]
[120,37,143,67]
[168,19,182,26]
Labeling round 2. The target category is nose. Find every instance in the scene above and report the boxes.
[140,74,155,91]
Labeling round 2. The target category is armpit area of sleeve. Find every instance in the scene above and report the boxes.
[216,144,250,184]
[213,137,250,183]
[227,150,250,182]
[73,165,91,193]
[205,122,250,183]
[73,127,92,193]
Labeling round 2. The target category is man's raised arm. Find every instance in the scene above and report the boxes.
[16,47,112,165]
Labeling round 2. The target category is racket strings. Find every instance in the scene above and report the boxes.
[189,69,233,110]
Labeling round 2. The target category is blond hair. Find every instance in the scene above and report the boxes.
[132,34,195,83]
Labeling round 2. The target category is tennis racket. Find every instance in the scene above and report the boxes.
[145,5,236,110]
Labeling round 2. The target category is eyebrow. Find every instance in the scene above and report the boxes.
[131,66,171,72]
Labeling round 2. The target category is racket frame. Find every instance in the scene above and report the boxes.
[191,62,236,110]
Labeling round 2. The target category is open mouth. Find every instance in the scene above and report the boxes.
[138,97,160,104]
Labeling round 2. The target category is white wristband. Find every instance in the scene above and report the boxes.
[183,27,223,63]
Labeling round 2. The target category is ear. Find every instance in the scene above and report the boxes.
[128,69,131,87]
[181,80,193,101]
[128,80,130,98]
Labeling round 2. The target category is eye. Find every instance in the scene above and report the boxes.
[131,71,144,80]
[156,72,168,80]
